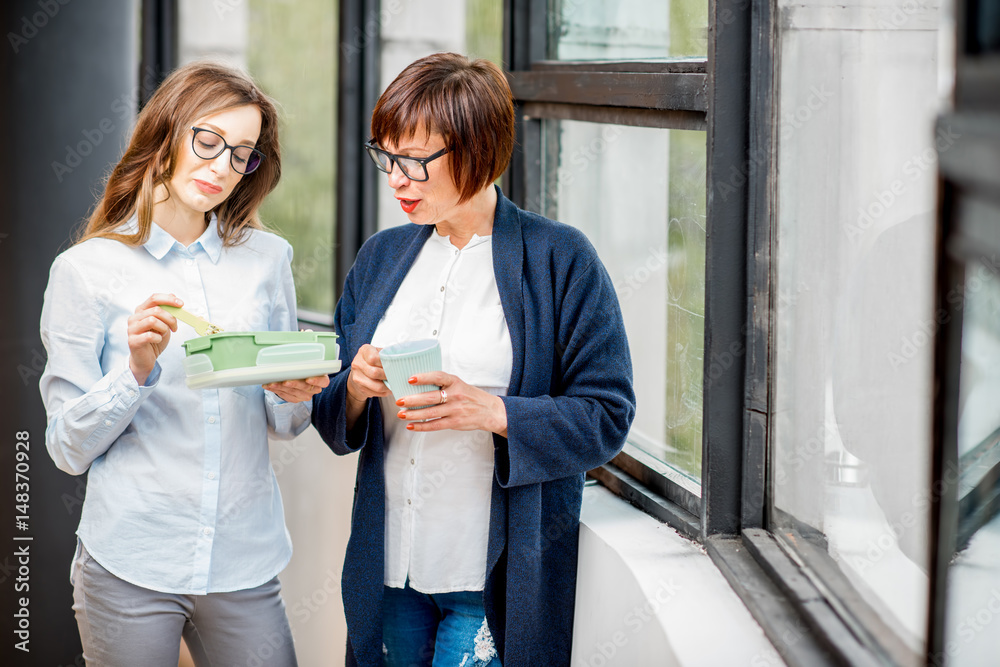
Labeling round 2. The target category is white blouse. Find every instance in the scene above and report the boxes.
[371,228,513,594]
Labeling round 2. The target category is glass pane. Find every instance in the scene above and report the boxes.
[466,0,504,63]
[177,1,337,317]
[541,120,706,482]
[970,0,1000,54]
[942,209,1000,664]
[248,0,337,316]
[547,0,707,60]
[769,0,948,655]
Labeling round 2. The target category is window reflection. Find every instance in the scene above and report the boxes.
[248,0,336,316]
[944,247,1000,665]
[178,0,337,317]
[547,0,707,59]
[770,0,947,654]
[541,120,706,481]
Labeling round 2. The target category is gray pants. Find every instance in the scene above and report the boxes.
[71,542,297,667]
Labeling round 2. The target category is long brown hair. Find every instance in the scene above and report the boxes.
[77,61,282,247]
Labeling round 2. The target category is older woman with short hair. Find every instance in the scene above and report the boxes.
[313,52,635,666]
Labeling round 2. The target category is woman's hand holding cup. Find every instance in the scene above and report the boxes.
[344,344,390,428]
[395,372,508,438]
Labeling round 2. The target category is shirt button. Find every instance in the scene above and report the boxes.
[186,259,194,266]
[128,390,136,398]
[440,286,445,292]
[208,416,217,424]
[208,472,216,480]
[104,419,112,427]
[410,459,415,465]
[432,330,438,336]
[203,527,211,535]
[407,499,412,505]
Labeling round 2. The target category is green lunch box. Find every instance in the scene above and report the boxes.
[180,331,341,389]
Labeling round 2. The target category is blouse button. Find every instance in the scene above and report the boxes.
[208,416,217,424]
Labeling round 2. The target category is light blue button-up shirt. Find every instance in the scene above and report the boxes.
[40,217,311,594]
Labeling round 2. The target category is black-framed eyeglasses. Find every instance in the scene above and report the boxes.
[364,140,448,182]
[190,127,265,175]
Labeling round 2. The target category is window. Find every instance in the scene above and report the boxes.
[178,0,338,322]
[505,0,723,538]
[248,1,337,320]
[540,121,707,481]
[930,2,1000,663]
[766,0,948,659]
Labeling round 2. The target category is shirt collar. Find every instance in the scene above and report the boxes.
[141,214,223,263]
[431,226,491,251]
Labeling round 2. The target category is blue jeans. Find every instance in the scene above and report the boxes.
[382,582,501,667]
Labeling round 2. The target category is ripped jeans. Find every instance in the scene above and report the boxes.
[383,581,501,667]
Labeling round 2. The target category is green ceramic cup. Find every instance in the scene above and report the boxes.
[379,339,441,408]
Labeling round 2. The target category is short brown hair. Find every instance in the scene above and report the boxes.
[78,61,282,247]
[371,52,514,203]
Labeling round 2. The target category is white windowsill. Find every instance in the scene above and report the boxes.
[572,485,785,666]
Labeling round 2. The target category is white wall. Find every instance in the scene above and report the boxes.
[270,427,357,665]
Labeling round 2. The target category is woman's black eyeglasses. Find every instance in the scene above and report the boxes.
[190,127,265,175]
[364,140,448,182]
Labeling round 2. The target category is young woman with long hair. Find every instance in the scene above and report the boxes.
[39,61,327,666]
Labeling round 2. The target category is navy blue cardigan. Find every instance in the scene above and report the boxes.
[312,188,636,666]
